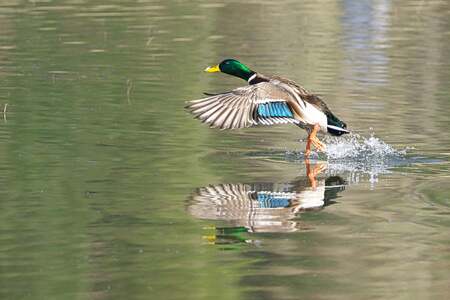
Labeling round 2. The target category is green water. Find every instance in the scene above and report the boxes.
[0,1,449,299]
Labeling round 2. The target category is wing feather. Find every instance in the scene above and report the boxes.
[197,103,223,121]
[223,108,239,129]
[186,82,298,130]
[215,106,234,129]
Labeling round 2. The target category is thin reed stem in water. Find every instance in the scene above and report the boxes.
[126,79,133,104]
[3,103,7,122]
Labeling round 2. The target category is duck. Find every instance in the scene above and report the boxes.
[186,58,349,157]
[188,161,346,234]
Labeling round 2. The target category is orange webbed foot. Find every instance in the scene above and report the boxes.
[305,159,327,189]
[305,124,326,156]
[312,137,326,152]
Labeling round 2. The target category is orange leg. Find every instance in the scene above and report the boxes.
[305,124,326,157]
[305,158,327,189]
[305,136,312,157]
[312,137,326,152]
[305,158,314,187]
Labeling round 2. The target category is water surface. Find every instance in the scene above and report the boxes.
[0,1,449,299]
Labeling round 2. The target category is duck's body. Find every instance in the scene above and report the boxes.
[186,59,349,156]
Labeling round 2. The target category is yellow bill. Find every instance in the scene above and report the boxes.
[204,64,220,73]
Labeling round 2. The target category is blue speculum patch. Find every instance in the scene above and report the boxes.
[256,192,290,208]
[257,102,293,118]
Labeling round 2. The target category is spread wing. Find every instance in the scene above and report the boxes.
[188,183,298,220]
[188,182,327,222]
[185,82,302,130]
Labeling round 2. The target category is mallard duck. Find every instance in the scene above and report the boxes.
[186,59,349,156]
[187,161,346,233]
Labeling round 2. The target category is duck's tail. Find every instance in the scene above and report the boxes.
[326,112,349,136]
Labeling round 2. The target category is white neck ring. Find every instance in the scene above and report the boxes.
[247,73,257,83]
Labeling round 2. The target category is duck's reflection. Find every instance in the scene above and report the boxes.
[188,160,346,243]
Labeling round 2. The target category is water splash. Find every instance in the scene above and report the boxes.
[285,132,407,162]
[324,133,407,160]
[323,133,409,188]
[283,133,411,188]
[245,133,441,188]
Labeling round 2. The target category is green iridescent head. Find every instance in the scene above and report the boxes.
[205,59,255,81]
